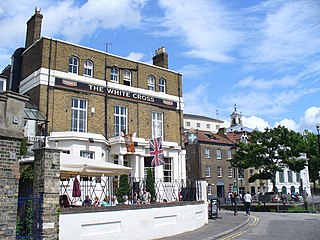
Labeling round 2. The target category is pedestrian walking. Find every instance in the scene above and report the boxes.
[243,191,252,216]
[231,192,238,215]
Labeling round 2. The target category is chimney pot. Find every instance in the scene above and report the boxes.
[153,46,168,69]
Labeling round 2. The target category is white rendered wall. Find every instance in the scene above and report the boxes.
[59,203,208,240]
[267,165,311,195]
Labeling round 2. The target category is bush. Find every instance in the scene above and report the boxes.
[116,175,130,203]
[146,167,155,202]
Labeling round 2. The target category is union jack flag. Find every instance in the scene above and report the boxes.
[150,137,164,167]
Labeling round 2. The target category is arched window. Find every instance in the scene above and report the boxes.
[68,56,79,74]
[159,78,166,93]
[148,75,155,91]
[110,67,119,83]
[83,60,93,77]
[123,69,131,86]
[282,186,287,194]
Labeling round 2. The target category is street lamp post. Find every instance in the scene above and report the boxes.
[230,144,238,215]
[316,124,320,179]
[231,145,239,194]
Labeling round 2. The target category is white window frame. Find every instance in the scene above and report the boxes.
[205,166,211,177]
[228,167,233,177]
[227,149,232,159]
[123,69,131,86]
[206,124,210,129]
[205,147,210,158]
[83,60,93,77]
[114,105,127,137]
[217,166,223,177]
[216,149,222,159]
[152,111,163,139]
[288,170,293,183]
[68,56,79,74]
[71,98,87,132]
[196,122,200,128]
[207,185,212,196]
[110,67,119,83]
[164,158,172,182]
[279,171,285,183]
[186,121,191,127]
[296,172,300,182]
[159,78,166,93]
[148,75,155,91]
[0,78,6,92]
[80,150,95,159]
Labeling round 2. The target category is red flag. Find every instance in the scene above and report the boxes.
[124,133,135,152]
[150,137,164,167]
[72,177,81,197]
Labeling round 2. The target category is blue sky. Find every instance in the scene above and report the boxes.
[0,0,319,133]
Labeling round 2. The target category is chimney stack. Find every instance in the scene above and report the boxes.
[152,47,168,69]
[25,7,43,49]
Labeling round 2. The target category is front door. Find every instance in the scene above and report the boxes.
[217,185,225,198]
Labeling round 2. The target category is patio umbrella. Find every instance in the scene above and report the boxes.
[72,177,81,197]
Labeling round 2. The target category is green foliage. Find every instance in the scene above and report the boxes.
[20,165,34,183]
[234,126,306,192]
[301,130,320,184]
[16,200,33,238]
[146,167,155,202]
[116,175,130,203]
[248,172,273,183]
[288,205,310,213]
[20,138,28,156]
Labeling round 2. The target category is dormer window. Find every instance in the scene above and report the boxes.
[110,67,119,83]
[159,78,166,93]
[148,75,155,91]
[68,56,79,74]
[123,69,131,86]
[83,60,93,77]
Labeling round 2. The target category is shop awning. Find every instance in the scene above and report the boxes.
[60,153,132,177]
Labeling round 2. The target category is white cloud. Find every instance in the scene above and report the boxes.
[183,82,218,117]
[157,0,243,63]
[243,0,320,67]
[0,0,147,70]
[43,0,147,43]
[235,75,298,90]
[298,106,320,132]
[126,52,144,61]
[242,116,270,132]
[274,118,298,131]
[177,64,215,81]
[221,87,320,118]
[268,106,320,132]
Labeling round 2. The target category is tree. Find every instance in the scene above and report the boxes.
[233,126,306,193]
[301,130,320,191]
[146,167,155,202]
[116,175,130,203]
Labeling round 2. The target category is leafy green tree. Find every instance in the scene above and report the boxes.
[146,167,155,202]
[233,126,306,193]
[301,130,320,190]
[116,175,130,203]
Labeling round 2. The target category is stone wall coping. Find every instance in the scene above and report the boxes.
[60,201,204,214]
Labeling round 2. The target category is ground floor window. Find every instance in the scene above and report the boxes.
[144,157,153,179]
[164,158,172,182]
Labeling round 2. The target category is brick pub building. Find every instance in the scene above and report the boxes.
[4,9,186,200]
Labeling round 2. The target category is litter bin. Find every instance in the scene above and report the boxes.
[209,197,219,219]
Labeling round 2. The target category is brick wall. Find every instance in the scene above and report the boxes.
[22,37,183,143]
[0,92,28,239]
[33,148,61,240]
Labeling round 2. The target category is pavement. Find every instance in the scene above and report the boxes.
[157,209,250,240]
